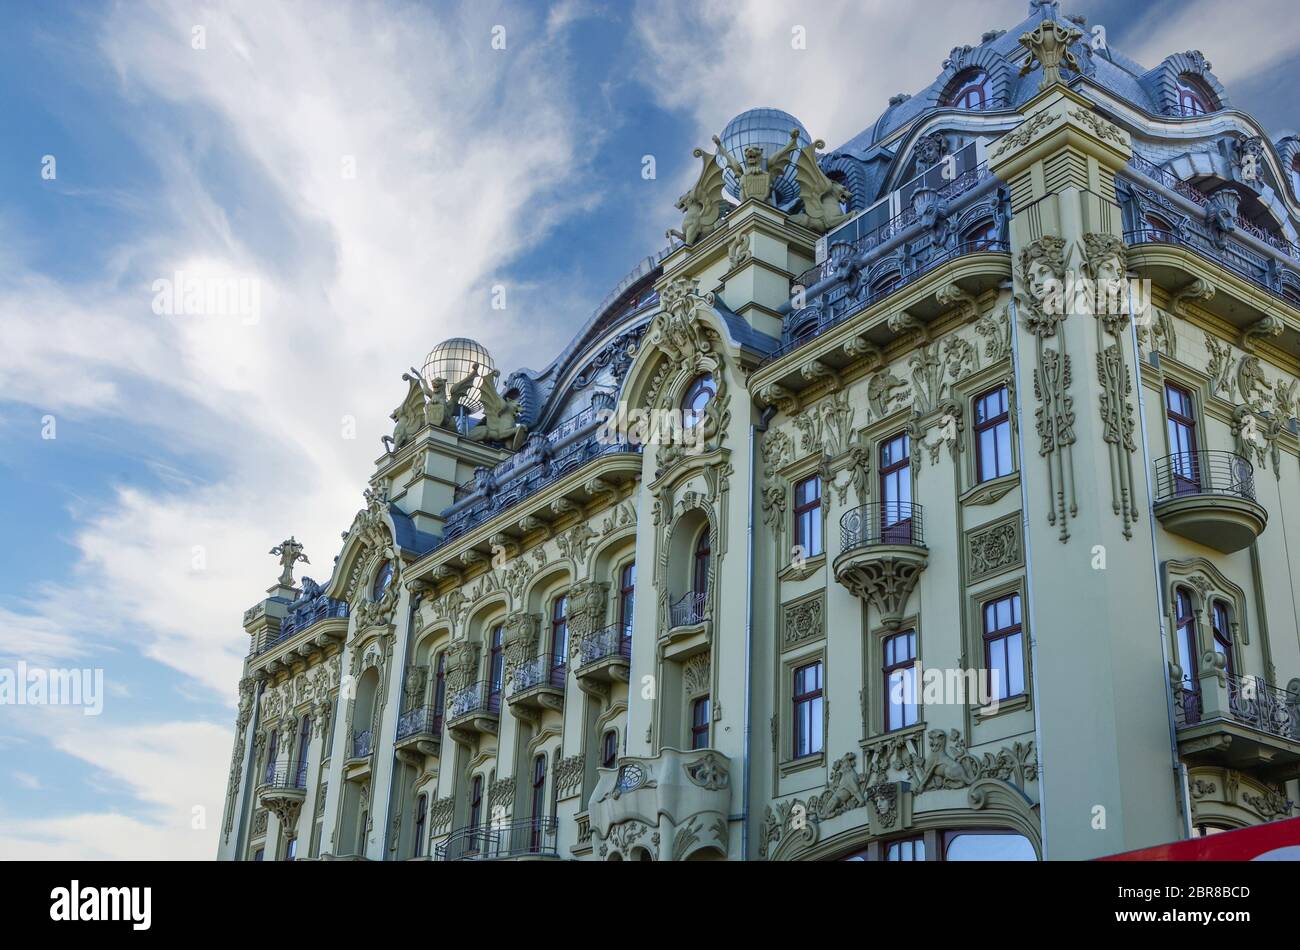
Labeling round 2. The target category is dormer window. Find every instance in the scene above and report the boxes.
[371,560,394,601]
[1176,77,1213,116]
[943,70,989,110]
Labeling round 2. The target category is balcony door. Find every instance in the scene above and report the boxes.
[880,433,912,543]
[1165,384,1201,494]
[488,625,504,708]
[1174,587,1201,721]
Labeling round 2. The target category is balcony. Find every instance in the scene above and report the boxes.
[434,818,559,861]
[589,749,732,861]
[506,654,567,718]
[1175,672,1300,776]
[258,765,307,823]
[444,680,501,744]
[1152,451,1266,554]
[833,502,928,631]
[661,592,709,661]
[394,705,442,759]
[576,623,632,696]
[249,593,348,673]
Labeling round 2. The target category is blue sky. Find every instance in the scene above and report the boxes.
[1,0,1296,858]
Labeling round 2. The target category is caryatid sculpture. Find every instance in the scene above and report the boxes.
[269,537,309,588]
[1018,19,1082,90]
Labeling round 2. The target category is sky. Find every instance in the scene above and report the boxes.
[0,0,1297,859]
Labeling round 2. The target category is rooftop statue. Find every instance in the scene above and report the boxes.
[666,146,727,246]
[415,365,476,431]
[1018,19,1082,90]
[467,365,529,451]
[269,536,309,588]
[714,128,800,205]
[786,135,853,233]
[386,373,429,452]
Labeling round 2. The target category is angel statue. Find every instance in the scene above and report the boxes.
[666,146,727,246]
[269,537,309,588]
[467,366,529,451]
[787,137,852,233]
[714,128,801,205]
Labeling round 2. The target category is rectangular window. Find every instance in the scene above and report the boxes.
[1212,601,1235,679]
[885,836,925,861]
[551,596,569,685]
[883,630,918,732]
[468,775,484,853]
[792,661,824,758]
[982,593,1024,701]
[618,563,636,640]
[530,754,547,852]
[690,696,710,749]
[413,794,427,858]
[879,434,912,543]
[1165,384,1200,493]
[602,730,619,769]
[974,386,1012,482]
[793,476,823,558]
[488,625,504,701]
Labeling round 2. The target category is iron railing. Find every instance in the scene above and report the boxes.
[669,591,707,628]
[435,817,559,861]
[840,501,926,549]
[765,238,1011,367]
[511,654,567,693]
[254,595,349,655]
[260,765,308,790]
[395,705,442,742]
[350,729,372,760]
[1175,674,1300,743]
[577,623,633,670]
[446,680,501,721]
[1152,451,1256,503]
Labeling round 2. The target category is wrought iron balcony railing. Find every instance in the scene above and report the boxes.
[350,729,372,760]
[840,502,926,549]
[253,595,349,655]
[766,238,1011,368]
[669,591,707,628]
[1152,451,1256,503]
[395,704,443,742]
[511,654,567,693]
[261,765,308,791]
[1175,674,1300,743]
[435,817,559,861]
[446,680,501,721]
[577,623,633,670]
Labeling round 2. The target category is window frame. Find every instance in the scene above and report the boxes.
[618,561,636,637]
[792,660,825,759]
[693,529,711,597]
[973,385,1013,484]
[550,594,569,678]
[981,592,1025,702]
[793,474,824,558]
[601,729,619,769]
[690,695,711,750]
[413,793,428,858]
[882,629,919,732]
[488,624,505,700]
[681,373,717,429]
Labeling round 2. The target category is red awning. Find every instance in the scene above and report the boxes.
[1098,817,1300,860]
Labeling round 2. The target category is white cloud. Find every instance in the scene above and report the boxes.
[1125,0,1300,85]
[0,0,609,857]
[12,771,42,791]
[631,0,1026,149]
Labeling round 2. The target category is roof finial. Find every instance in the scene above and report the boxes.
[1019,18,1082,90]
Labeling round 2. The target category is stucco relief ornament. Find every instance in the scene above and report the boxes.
[1018,236,1077,542]
[413,364,476,433]
[714,128,800,205]
[666,146,727,246]
[646,278,717,369]
[1018,19,1082,90]
[786,136,853,233]
[269,537,309,588]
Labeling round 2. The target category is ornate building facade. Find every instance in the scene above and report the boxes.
[219,3,1300,862]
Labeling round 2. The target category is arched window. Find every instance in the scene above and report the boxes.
[693,530,711,597]
[263,729,279,785]
[690,695,711,749]
[1212,601,1235,679]
[372,560,394,601]
[943,70,989,110]
[1174,587,1200,709]
[963,220,998,249]
[550,596,569,682]
[413,794,428,858]
[295,715,311,788]
[870,271,902,298]
[1176,77,1213,116]
[1144,213,1174,241]
[682,373,716,429]
[618,562,636,638]
[432,652,446,729]
[488,624,504,703]
[530,754,548,852]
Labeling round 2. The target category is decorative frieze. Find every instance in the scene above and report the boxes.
[966,516,1023,583]
[781,593,825,649]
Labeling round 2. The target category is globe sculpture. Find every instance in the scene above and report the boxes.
[716,108,811,207]
[421,338,496,414]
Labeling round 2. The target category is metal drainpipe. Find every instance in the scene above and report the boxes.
[1006,290,1051,860]
[1127,284,1193,841]
[741,404,777,860]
